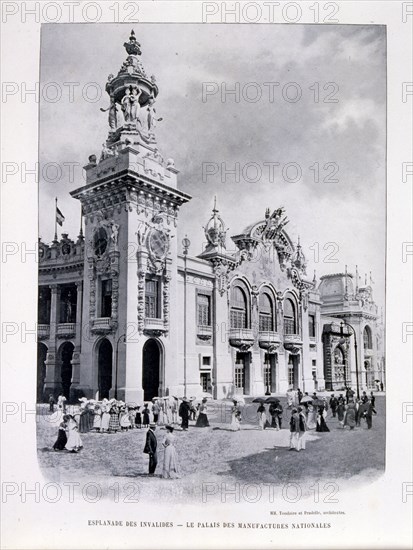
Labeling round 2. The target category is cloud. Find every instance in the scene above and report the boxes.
[38,24,386,307]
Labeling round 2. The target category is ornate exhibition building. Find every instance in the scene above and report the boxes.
[37,32,385,403]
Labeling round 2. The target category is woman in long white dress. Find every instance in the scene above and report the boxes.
[306,403,317,430]
[120,408,131,431]
[65,415,83,452]
[230,401,241,431]
[100,405,110,433]
[257,404,267,430]
[93,405,102,431]
[161,426,180,479]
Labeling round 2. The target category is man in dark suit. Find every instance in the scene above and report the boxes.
[143,423,158,476]
[179,398,190,431]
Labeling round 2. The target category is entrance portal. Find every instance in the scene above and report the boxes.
[288,355,299,389]
[142,339,161,401]
[37,343,48,402]
[264,353,277,393]
[234,352,251,395]
[59,342,74,400]
[98,338,113,399]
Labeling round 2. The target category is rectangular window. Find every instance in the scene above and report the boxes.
[200,372,211,392]
[264,363,271,388]
[288,364,294,386]
[202,356,211,367]
[38,287,51,325]
[234,365,244,389]
[230,310,246,329]
[101,279,112,318]
[309,314,316,338]
[197,294,211,326]
[259,314,273,332]
[284,318,296,335]
[145,279,160,318]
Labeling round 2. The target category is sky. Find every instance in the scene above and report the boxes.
[39,23,386,308]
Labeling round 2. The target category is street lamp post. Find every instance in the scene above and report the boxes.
[182,236,191,398]
[115,333,126,400]
[340,320,360,400]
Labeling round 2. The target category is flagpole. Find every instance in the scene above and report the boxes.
[54,197,58,241]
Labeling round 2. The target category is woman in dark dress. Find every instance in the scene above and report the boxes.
[53,417,68,451]
[337,396,346,422]
[109,405,120,433]
[195,398,210,427]
[135,406,142,428]
[142,404,150,427]
[316,406,330,432]
[79,404,94,433]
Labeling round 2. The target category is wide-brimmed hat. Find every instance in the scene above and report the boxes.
[149,423,156,428]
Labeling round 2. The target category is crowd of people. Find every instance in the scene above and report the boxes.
[285,388,378,452]
[48,386,379,473]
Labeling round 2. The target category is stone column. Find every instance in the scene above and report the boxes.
[212,274,234,400]
[70,281,83,400]
[44,284,61,396]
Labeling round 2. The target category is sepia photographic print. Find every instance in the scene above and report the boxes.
[1,4,412,550]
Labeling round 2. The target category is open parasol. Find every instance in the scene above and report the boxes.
[265,396,280,404]
[300,395,313,404]
[252,397,267,403]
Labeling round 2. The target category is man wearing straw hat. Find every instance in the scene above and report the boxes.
[143,423,158,476]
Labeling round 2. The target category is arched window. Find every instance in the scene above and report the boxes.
[259,292,274,331]
[230,285,248,329]
[363,326,372,349]
[284,298,297,335]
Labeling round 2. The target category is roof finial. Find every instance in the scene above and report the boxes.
[124,29,142,56]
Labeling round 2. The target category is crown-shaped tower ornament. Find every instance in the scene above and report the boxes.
[204,197,227,252]
[99,30,162,147]
[123,29,142,56]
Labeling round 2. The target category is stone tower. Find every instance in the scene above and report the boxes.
[70,31,191,403]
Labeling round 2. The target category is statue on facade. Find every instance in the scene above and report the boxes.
[129,86,142,123]
[65,292,72,322]
[136,221,149,245]
[100,96,118,130]
[121,86,143,125]
[110,222,119,245]
[100,143,116,161]
[147,96,163,132]
[121,88,132,122]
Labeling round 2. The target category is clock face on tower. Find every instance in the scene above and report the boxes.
[148,228,169,259]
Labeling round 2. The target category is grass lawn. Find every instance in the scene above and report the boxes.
[36,396,385,504]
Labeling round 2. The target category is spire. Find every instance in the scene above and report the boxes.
[355,265,359,292]
[292,236,306,274]
[203,198,227,252]
[123,29,142,56]
[77,204,84,243]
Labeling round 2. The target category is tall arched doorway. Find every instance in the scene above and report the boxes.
[59,342,74,400]
[98,338,113,400]
[37,343,48,402]
[142,339,161,401]
[288,354,299,389]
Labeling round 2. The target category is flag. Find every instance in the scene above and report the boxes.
[56,206,65,226]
